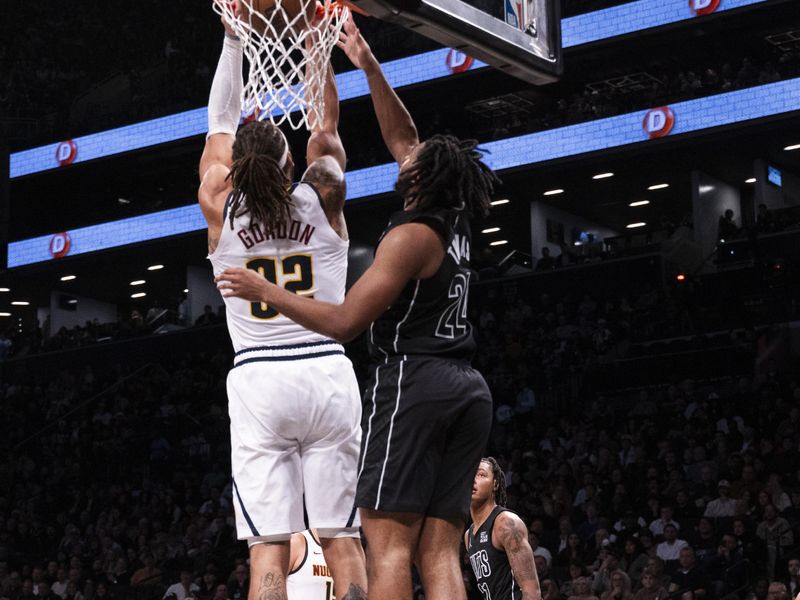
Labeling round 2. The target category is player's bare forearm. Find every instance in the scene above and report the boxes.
[337,16,417,163]
[496,514,542,600]
[321,64,340,133]
[362,58,419,164]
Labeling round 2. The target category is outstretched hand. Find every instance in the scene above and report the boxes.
[336,13,375,71]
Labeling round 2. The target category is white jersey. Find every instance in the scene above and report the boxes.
[209,182,348,351]
[287,530,334,600]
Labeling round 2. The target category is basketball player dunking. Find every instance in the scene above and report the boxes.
[216,14,498,600]
[198,11,366,600]
[466,458,541,600]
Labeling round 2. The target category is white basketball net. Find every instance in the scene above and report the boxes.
[213,0,349,130]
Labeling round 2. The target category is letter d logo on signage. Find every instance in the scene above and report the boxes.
[49,232,72,259]
[689,0,720,16]
[446,49,473,74]
[55,140,78,166]
[643,107,675,139]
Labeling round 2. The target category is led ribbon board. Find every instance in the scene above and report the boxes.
[8,76,800,268]
[9,0,768,178]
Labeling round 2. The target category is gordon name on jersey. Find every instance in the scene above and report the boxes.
[234,217,317,249]
[209,182,348,350]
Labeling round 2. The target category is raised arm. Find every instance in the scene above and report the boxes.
[300,19,348,227]
[199,13,242,182]
[493,512,542,600]
[198,12,243,246]
[337,15,418,165]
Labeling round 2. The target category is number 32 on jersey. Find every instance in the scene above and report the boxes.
[246,254,313,319]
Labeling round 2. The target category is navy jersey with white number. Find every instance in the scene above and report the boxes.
[466,506,521,600]
[368,206,476,360]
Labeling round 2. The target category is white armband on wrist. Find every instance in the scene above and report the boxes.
[207,36,244,139]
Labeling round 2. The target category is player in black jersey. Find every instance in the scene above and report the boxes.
[216,14,498,600]
[466,458,541,600]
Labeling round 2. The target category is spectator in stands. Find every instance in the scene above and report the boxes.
[656,525,688,566]
[756,204,775,233]
[708,533,746,597]
[717,209,739,242]
[163,571,199,600]
[226,564,248,600]
[212,584,229,600]
[756,504,794,578]
[194,305,218,326]
[704,480,737,518]
[649,506,680,538]
[535,246,557,271]
[568,576,599,600]
[600,571,633,600]
[785,557,800,599]
[561,562,589,597]
[634,570,667,600]
[620,538,648,584]
[529,531,553,567]
[766,582,789,600]
[689,518,718,566]
[129,554,161,588]
[51,569,68,599]
[669,547,710,600]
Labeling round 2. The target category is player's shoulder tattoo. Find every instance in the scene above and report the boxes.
[496,511,527,551]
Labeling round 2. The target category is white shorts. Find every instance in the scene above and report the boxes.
[227,342,362,541]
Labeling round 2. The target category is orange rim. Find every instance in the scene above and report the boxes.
[316,0,370,17]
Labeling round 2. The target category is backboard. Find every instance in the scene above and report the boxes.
[350,0,562,84]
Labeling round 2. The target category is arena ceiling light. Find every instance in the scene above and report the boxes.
[183,288,189,293]
[148,264,164,271]
[11,301,29,306]
[647,183,669,191]
[745,178,757,184]
[482,227,501,234]
[626,222,646,229]
[0,287,9,292]
[490,240,509,246]
[490,199,510,206]
[60,275,76,282]
[0,312,10,317]
[543,189,564,196]
[130,280,146,286]
[784,143,800,151]
[131,292,147,299]
[592,172,614,180]
[629,200,650,207]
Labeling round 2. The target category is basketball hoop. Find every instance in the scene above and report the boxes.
[213,0,350,130]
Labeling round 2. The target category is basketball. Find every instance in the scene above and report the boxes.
[235,0,317,35]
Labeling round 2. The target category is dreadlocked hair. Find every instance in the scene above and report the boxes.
[395,134,501,217]
[482,457,507,506]
[227,121,292,232]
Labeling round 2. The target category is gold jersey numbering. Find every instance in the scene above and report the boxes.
[246,254,313,319]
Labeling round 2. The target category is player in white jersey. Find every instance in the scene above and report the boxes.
[288,530,335,600]
[197,12,366,600]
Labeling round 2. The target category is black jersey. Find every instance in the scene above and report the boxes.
[466,506,521,600]
[368,206,476,360]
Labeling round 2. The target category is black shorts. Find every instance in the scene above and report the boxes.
[356,355,492,523]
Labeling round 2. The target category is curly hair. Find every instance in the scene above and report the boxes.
[395,135,500,217]
[227,121,293,232]
[482,456,507,506]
